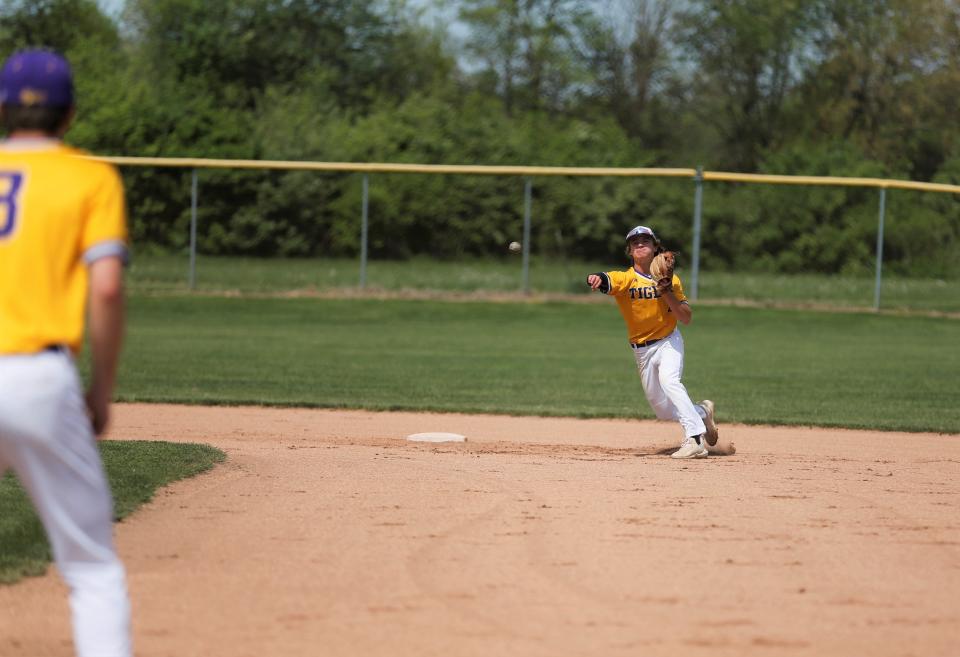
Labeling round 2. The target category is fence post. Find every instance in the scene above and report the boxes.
[874,187,887,311]
[189,168,198,290]
[690,166,704,301]
[522,178,533,295]
[360,174,369,289]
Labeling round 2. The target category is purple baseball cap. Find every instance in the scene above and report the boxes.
[0,49,74,108]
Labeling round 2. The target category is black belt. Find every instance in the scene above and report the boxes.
[630,337,664,349]
[43,345,66,353]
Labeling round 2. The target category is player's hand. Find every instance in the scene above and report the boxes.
[85,388,111,437]
[586,274,602,290]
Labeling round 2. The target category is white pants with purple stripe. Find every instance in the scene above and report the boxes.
[632,328,707,441]
[0,350,131,657]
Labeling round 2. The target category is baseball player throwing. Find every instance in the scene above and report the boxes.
[0,50,132,656]
[587,225,718,459]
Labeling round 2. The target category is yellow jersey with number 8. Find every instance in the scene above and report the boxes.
[0,141,127,355]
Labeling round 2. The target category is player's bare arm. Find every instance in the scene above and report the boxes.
[86,255,125,436]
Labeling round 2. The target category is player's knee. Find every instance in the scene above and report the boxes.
[658,373,681,390]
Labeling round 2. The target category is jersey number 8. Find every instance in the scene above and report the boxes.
[0,171,26,240]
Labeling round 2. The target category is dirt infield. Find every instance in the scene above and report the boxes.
[1,403,958,657]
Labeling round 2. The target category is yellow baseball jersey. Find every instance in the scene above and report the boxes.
[603,267,687,344]
[0,140,128,355]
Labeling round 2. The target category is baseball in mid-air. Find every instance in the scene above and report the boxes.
[508,241,522,252]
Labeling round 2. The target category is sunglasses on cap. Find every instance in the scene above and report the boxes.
[625,225,658,242]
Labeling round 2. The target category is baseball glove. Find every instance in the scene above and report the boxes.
[649,251,675,292]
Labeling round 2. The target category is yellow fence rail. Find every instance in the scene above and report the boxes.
[96,156,698,179]
[702,171,960,195]
[94,156,960,193]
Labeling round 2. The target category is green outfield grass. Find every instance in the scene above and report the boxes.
[109,295,959,434]
[127,253,960,314]
[0,442,225,584]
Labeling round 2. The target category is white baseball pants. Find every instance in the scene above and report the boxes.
[0,350,131,657]
[632,329,707,440]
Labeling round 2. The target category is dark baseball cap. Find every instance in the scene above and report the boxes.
[0,49,74,108]
[625,225,658,242]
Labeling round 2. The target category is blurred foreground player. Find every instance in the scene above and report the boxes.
[0,50,132,657]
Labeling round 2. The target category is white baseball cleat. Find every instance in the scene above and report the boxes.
[671,435,708,459]
[699,399,719,446]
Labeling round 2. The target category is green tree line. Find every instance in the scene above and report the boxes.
[1,0,958,276]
